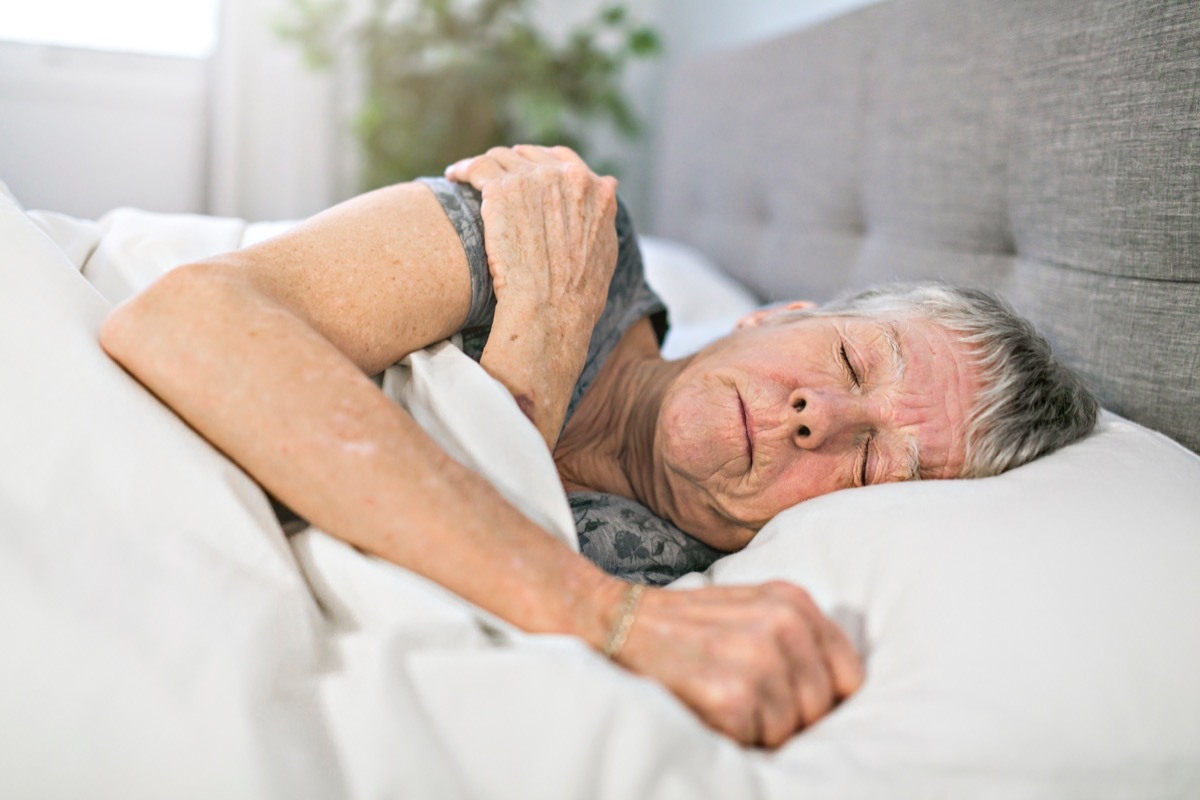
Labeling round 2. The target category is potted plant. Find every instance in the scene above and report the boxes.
[279,0,662,190]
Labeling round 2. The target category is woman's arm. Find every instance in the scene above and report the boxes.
[100,181,620,639]
[99,163,862,748]
[446,145,620,449]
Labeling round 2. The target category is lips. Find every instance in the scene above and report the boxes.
[737,391,754,465]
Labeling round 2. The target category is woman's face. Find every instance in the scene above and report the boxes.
[654,311,981,551]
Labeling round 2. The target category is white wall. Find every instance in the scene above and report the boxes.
[0,0,883,221]
[206,0,342,221]
[657,0,882,56]
[0,43,208,218]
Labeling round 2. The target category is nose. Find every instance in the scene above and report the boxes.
[787,388,869,449]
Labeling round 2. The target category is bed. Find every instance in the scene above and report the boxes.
[2,0,1198,797]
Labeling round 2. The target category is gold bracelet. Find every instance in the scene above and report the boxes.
[602,583,645,659]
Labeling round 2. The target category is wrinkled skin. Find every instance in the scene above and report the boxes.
[651,311,979,551]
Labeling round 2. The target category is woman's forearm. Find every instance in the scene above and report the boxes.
[100,263,624,644]
[480,298,596,448]
[102,266,866,749]
[444,147,620,449]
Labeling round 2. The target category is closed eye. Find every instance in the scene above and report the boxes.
[840,342,860,387]
[860,438,871,486]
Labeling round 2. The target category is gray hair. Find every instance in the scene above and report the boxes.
[770,283,1099,479]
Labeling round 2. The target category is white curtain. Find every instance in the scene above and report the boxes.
[207,0,350,221]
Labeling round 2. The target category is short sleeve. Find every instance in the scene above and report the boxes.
[415,177,495,330]
[570,492,724,585]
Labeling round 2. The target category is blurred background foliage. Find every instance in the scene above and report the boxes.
[279,0,662,190]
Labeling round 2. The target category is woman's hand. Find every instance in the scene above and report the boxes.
[444,145,620,448]
[612,581,865,749]
[444,145,619,325]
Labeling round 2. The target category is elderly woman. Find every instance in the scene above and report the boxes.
[100,146,1096,749]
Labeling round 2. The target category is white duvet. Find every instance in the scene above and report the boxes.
[3,188,1199,799]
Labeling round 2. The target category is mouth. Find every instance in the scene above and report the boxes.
[737,391,754,466]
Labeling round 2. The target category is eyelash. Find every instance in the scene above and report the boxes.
[841,341,871,486]
[840,343,860,386]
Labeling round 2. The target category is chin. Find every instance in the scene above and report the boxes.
[691,521,758,553]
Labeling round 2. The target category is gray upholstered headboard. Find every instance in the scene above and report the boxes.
[651,0,1200,453]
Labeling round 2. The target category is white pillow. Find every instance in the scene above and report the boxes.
[639,235,761,324]
[638,235,761,358]
[708,412,1200,795]
[636,233,1200,792]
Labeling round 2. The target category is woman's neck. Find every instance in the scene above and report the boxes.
[554,320,688,516]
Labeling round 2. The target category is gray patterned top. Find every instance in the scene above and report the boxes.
[571,492,724,586]
[418,178,723,584]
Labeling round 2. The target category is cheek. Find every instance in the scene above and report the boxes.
[754,453,845,510]
[658,394,715,468]
[657,385,742,478]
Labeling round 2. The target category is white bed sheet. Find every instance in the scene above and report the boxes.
[3,187,1199,798]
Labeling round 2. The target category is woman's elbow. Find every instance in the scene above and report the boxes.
[99,261,240,378]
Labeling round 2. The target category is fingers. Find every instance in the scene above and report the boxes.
[819,615,866,698]
[444,153,505,185]
[443,145,541,182]
[444,145,598,188]
[756,582,837,745]
[618,580,865,751]
[774,615,833,733]
[765,582,866,732]
[511,144,567,164]
[775,582,865,700]
[480,146,538,172]
[756,653,805,749]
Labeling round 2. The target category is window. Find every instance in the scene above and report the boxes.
[0,0,220,58]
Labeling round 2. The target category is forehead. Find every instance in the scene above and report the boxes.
[767,310,910,352]
[825,312,978,478]
[839,315,904,362]
[796,310,952,352]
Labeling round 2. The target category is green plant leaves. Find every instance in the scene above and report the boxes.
[278,0,661,189]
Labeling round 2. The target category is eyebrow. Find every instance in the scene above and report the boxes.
[901,436,923,481]
[880,322,906,379]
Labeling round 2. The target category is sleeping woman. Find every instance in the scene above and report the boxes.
[99,145,1096,748]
